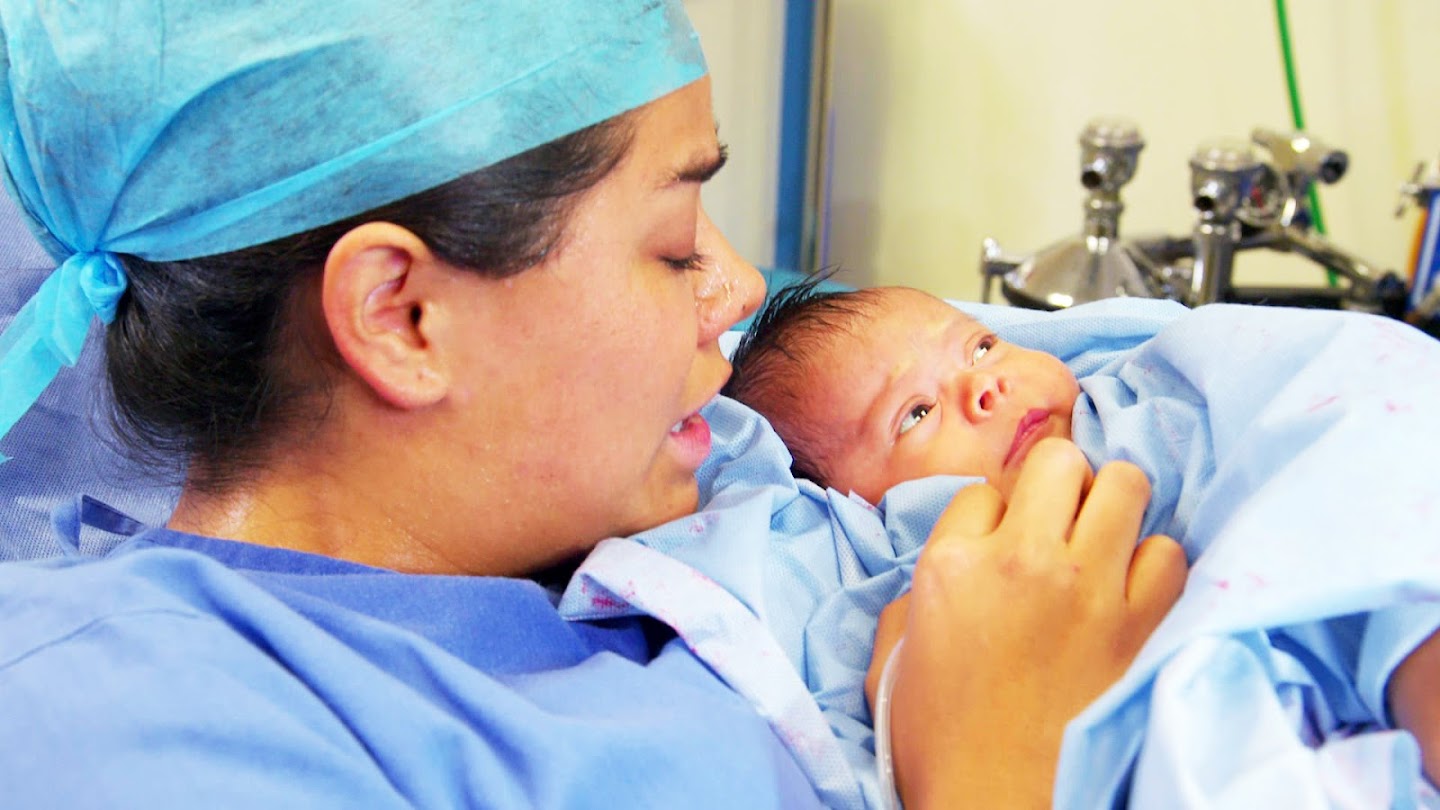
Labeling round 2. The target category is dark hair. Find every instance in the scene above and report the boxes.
[105,114,634,493]
[722,272,877,486]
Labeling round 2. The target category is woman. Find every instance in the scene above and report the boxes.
[0,1,1185,806]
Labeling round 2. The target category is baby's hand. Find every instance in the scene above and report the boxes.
[874,438,1186,809]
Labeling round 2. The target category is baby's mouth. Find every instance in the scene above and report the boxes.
[1004,409,1051,467]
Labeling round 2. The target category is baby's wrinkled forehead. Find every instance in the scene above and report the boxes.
[803,290,955,397]
[837,287,978,349]
[883,286,977,321]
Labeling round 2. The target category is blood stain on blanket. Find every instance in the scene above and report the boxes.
[590,594,624,610]
[576,579,624,611]
[1306,394,1340,412]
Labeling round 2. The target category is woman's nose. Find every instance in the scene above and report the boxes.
[693,208,765,343]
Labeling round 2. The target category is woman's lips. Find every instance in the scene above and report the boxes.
[1004,409,1050,467]
[667,412,713,470]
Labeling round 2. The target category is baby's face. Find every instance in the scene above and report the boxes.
[803,288,1079,503]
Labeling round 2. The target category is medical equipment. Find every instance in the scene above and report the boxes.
[977,119,1171,310]
[1396,155,1440,331]
[980,119,1416,325]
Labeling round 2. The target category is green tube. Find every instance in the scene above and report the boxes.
[1275,0,1338,287]
[1275,0,1307,133]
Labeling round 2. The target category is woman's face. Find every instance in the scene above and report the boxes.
[444,77,764,574]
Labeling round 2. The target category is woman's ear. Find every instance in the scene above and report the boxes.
[321,222,451,409]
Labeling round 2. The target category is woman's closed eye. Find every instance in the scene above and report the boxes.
[898,402,932,435]
[664,252,707,272]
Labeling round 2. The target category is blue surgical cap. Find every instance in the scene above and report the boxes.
[0,0,706,456]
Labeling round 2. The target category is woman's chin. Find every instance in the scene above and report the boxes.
[631,478,702,537]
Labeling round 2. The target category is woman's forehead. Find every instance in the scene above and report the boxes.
[627,78,721,187]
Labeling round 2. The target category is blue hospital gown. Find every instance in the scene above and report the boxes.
[563,300,1440,809]
[0,498,825,809]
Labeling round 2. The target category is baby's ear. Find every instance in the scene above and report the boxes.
[320,222,450,409]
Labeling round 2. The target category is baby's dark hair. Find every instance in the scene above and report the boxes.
[722,273,878,486]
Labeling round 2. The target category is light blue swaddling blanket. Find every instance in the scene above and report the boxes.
[561,298,1440,808]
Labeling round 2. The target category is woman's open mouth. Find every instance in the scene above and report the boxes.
[667,412,713,470]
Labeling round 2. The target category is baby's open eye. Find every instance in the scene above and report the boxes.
[972,334,998,364]
[898,403,931,435]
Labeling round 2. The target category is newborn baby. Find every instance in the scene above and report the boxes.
[721,279,1440,790]
[723,282,1080,502]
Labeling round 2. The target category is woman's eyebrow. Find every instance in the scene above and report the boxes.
[665,141,729,186]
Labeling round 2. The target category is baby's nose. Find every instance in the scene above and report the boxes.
[960,371,1007,421]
